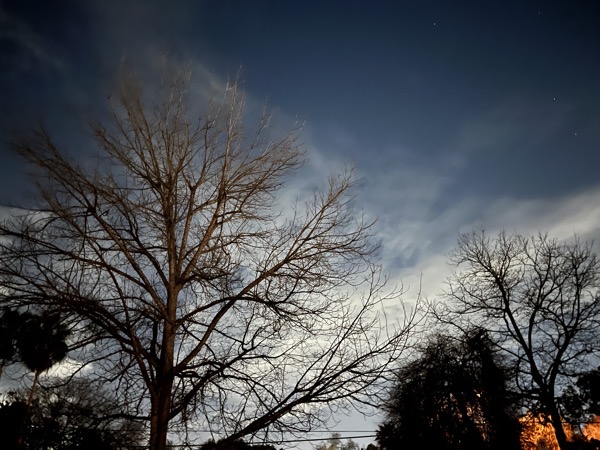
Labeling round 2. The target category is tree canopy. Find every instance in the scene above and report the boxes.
[0,378,143,450]
[441,230,600,450]
[0,64,420,450]
[377,329,522,450]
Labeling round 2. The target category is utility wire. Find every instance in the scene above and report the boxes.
[116,433,379,448]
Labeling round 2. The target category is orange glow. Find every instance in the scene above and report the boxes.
[582,420,600,441]
[520,414,600,449]
[520,413,566,450]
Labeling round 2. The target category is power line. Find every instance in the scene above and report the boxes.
[295,430,376,433]
[114,433,379,448]
[268,434,377,443]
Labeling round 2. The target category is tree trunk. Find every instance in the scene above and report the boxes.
[149,310,176,450]
[27,370,40,406]
[549,403,569,450]
[149,383,173,450]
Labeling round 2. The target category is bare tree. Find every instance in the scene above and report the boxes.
[0,65,420,450]
[442,229,600,450]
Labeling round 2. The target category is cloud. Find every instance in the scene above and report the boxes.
[308,105,600,302]
[476,187,600,244]
[0,4,65,77]
[274,85,600,306]
[375,185,600,302]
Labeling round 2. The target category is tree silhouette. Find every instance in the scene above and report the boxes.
[0,309,70,448]
[0,378,143,450]
[199,439,276,450]
[15,312,70,405]
[377,329,521,450]
[0,308,70,404]
[0,62,420,450]
[0,308,23,379]
[443,230,600,450]
[576,369,600,416]
[561,367,600,425]
[0,399,29,449]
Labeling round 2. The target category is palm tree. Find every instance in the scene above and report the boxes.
[0,308,23,379]
[16,312,70,405]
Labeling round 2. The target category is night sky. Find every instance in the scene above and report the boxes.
[1,0,600,444]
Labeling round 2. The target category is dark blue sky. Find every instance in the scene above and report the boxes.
[1,0,599,294]
[1,0,600,443]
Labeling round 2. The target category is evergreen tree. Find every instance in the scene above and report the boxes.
[377,329,521,450]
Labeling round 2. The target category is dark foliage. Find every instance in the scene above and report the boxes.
[576,369,600,416]
[0,379,143,450]
[444,230,600,450]
[377,329,521,450]
[0,308,71,406]
[0,308,22,365]
[199,439,276,450]
[561,367,600,424]
[0,308,70,375]
[16,311,69,374]
[0,400,29,449]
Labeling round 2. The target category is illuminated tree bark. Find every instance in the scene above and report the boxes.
[0,64,420,450]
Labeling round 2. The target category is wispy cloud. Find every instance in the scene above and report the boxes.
[0,4,65,77]
[374,185,600,300]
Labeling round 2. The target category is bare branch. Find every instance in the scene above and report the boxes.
[0,63,420,450]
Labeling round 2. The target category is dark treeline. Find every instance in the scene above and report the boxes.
[377,230,600,450]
